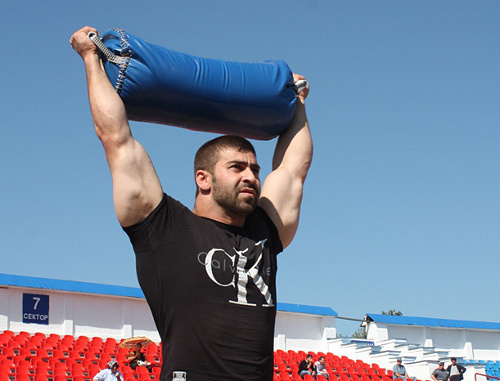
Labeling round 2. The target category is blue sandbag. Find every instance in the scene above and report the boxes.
[92,28,299,140]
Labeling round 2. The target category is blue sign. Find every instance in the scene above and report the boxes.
[23,293,49,325]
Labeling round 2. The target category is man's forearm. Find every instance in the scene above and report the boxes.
[83,53,130,145]
[272,101,313,179]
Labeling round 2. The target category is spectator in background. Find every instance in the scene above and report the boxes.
[94,361,122,381]
[393,358,410,380]
[314,356,329,380]
[127,343,152,372]
[447,358,466,381]
[431,362,449,381]
[299,354,316,379]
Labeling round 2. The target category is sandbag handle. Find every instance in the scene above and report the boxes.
[87,32,128,64]
[293,80,308,97]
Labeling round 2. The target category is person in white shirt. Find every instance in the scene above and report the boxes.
[93,361,122,381]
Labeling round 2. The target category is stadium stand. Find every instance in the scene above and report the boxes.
[0,330,435,381]
[1,274,498,381]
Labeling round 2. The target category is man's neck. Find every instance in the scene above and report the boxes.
[193,200,247,227]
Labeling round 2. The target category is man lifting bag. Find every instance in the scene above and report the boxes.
[88,29,306,140]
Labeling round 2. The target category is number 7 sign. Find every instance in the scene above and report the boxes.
[23,294,49,325]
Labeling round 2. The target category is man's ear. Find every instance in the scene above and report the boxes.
[195,169,212,193]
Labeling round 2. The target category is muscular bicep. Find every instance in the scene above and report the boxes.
[259,167,304,249]
[104,137,163,227]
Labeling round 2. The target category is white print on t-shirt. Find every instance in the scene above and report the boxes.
[197,240,274,307]
[172,371,186,381]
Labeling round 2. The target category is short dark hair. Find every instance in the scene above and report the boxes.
[194,135,256,175]
[451,357,457,362]
[306,354,313,359]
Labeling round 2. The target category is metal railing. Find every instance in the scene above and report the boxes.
[475,373,500,381]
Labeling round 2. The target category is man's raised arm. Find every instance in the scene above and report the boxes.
[259,74,313,248]
[70,26,163,227]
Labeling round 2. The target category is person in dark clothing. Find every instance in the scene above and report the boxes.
[127,343,152,372]
[447,358,466,381]
[70,25,312,381]
[431,362,449,381]
[298,354,316,379]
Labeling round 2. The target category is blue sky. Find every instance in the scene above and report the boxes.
[1,1,499,336]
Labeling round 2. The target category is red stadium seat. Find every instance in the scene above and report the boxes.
[87,344,102,357]
[14,366,30,376]
[69,351,83,361]
[6,340,21,354]
[377,369,387,377]
[51,350,66,360]
[136,367,150,375]
[0,336,10,347]
[44,337,59,348]
[19,348,34,359]
[16,360,31,369]
[75,336,89,346]
[34,374,49,381]
[0,365,13,375]
[88,365,101,377]
[52,362,66,371]
[137,374,151,381]
[34,364,49,374]
[54,375,67,381]
[36,349,50,361]
[280,372,292,381]
[53,368,67,377]
[0,348,15,359]
[123,374,136,381]
[90,337,103,347]
[29,336,43,347]
[0,359,14,369]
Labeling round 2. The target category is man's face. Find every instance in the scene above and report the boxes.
[306,356,313,363]
[320,358,325,364]
[211,148,261,216]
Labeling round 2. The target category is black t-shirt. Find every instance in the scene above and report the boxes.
[123,194,283,381]
[298,360,311,374]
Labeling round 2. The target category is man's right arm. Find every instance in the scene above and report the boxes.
[70,26,163,227]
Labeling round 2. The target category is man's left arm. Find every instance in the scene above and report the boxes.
[259,74,313,249]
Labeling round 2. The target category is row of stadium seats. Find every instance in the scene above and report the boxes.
[273,349,397,381]
[0,331,159,381]
[0,330,433,381]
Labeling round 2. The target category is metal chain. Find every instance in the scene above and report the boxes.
[87,32,128,64]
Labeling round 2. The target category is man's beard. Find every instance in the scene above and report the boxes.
[212,176,259,216]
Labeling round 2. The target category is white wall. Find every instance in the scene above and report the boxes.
[274,312,336,352]
[0,286,160,341]
[0,285,334,349]
[366,320,500,361]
